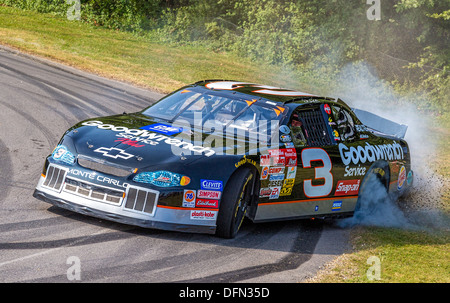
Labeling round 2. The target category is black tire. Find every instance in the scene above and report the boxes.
[216,168,254,239]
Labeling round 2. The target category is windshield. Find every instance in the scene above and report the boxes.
[141,88,286,135]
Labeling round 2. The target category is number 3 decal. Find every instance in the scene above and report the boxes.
[301,148,333,198]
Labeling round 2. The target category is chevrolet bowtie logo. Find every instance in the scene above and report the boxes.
[94,147,134,160]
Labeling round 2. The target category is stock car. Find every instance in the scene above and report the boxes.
[33,80,413,238]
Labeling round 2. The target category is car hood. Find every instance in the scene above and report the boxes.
[65,113,218,170]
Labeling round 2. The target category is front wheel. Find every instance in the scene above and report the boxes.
[216,168,254,239]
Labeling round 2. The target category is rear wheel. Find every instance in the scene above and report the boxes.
[354,162,390,215]
[216,168,254,239]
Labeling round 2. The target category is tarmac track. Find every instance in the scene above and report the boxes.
[0,47,350,283]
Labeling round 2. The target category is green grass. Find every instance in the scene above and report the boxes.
[0,6,320,94]
[314,227,449,283]
[1,6,448,283]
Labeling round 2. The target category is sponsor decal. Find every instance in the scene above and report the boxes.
[195,198,219,208]
[333,130,340,141]
[335,179,360,196]
[268,148,296,167]
[272,156,285,166]
[283,178,295,188]
[94,147,134,160]
[260,155,271,166]
[268,166,285,175]
[114,134,158,146]
[280,187,292,196]
[284,148,297,167]
[259,187,272,198]
[280,134,291,142]
[286,157,297,167]
[268,180,283,187]
[115,137,145,148]
[344,165,367,177]
[260,166,269,180]
[332,201,342,211]
[279,125,291,134]
[182,189,196,208]
[197,189,221,199]
[323,104,331,115]
[269,186,281,199]
[190,210,217,220]
[140,123,183,135]
[397,166,406,190]
[355,125,368,132]
[81,121,214,157]
[359,134,369,140]
[284,142,294,148]
[268,148,284,157]
[200,179,223,191]
[338,142,404,166]
[269,173,284,181]
[268,149,286,166]
[286,167,297,179]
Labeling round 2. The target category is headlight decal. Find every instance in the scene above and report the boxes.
[51,145,76,165]
[133,171,190,187]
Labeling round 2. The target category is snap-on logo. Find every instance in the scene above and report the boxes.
[335,180,360,196]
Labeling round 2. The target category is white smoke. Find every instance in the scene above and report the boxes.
[330,62,449,231]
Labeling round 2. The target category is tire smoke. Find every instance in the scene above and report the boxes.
[338,176,411,229]
[330,62,449,231]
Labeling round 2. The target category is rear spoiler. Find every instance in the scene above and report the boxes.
[351,108,408,139]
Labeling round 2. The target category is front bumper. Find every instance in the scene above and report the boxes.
[34,164,217,235]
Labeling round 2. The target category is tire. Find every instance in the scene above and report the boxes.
[354,162,389,214]
[216,168,254,239]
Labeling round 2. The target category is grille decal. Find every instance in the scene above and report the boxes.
[42,165,67,192]
[124,186,158,216]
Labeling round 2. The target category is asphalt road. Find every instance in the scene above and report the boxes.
[0,46,350,283]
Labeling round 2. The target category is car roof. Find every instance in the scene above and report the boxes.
[192,79,336,104]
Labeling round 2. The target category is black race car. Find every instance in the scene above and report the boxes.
[33,80,413,238]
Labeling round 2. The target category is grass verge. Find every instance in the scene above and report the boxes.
[1,6,448,283]
[311,227,449,283]
[0,6,316,94]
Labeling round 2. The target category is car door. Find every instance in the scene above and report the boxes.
[289,102,365,213]
[253,102,362,221]
[289,103,338,200]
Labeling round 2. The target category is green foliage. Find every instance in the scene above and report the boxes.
[81,0,162,32]
[0,0,69,15]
